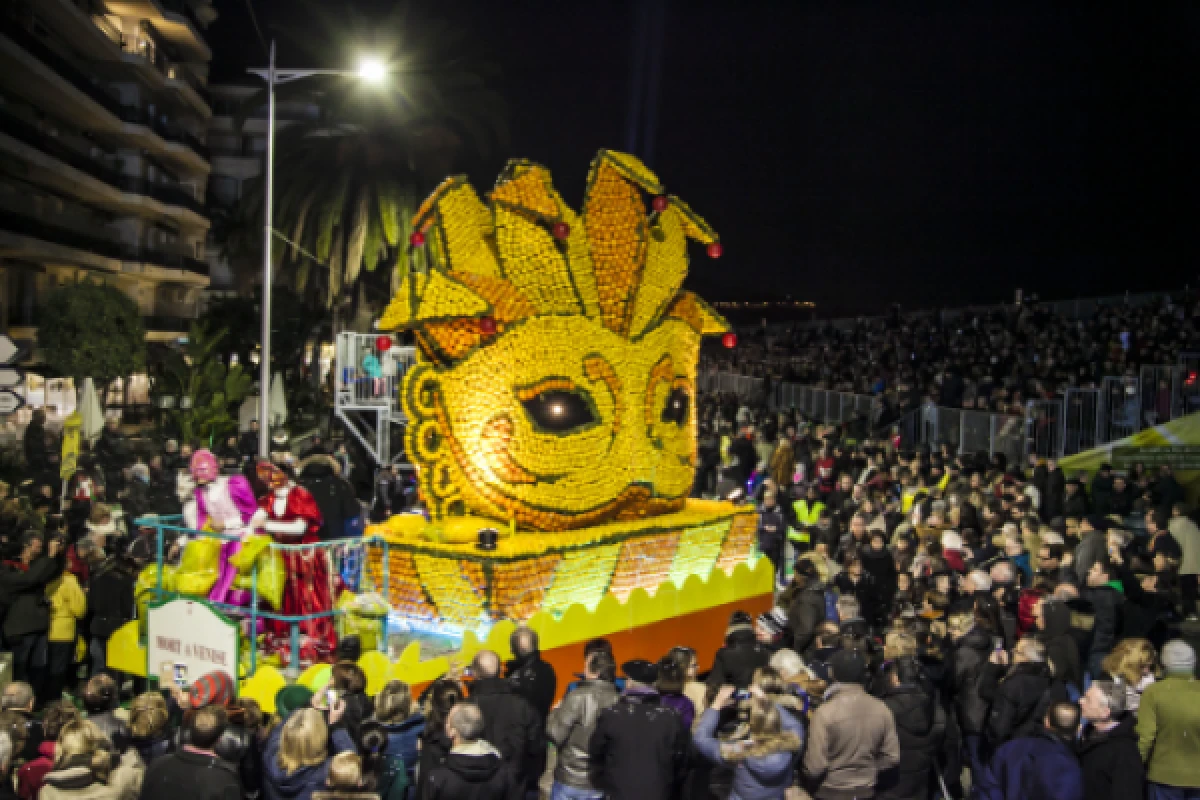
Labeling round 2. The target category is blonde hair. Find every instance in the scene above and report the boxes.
[1102,638,1160,686]
[277,708,328,775]
[884,632,918,661]
[947,611,975,638]
[374,681,413,724]
[130,693,169,739]
[327,752,362,790]
[720,697,801,761]
[55,720,111,780]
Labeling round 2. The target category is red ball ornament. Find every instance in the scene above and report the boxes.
[652,195,669,213]
[409,231,426,247]
[552,221,570,240]
[375,335,393,352]
[478,316,498,336]
[707,242,724,259]
[721,332,738,349]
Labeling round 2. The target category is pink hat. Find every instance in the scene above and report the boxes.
[189,449,220,483]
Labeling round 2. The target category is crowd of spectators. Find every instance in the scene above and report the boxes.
[703,294,1200,422]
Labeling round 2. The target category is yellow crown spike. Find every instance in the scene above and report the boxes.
[415,178,501,279]
[378,269,490,332]
[628,204,688,339]
[492,204,582,315]
[665,291,731,336]
[583,152,650,335]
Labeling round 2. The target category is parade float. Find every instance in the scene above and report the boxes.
[111,151,770,708]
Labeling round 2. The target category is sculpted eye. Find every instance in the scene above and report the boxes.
[522,389,596,433]
[661,387,690,426]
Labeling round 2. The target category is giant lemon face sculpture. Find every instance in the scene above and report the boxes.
[381,151,729,531]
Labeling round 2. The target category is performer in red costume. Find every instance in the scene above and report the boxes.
[256,461,337,667]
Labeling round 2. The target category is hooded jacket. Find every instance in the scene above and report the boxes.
[1077,715,1145,800]
[546,678,620,790]
[877,681,946,800]
[1037,601,1081,689]
[692,706,803,800]
[422,741,519,800]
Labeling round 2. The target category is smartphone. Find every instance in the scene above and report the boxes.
[992,637,1004,652]
[325,688,339,709]
[173,663,188,687]
[734,689,751,702]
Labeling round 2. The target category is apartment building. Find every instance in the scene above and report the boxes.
[0,0,215,415]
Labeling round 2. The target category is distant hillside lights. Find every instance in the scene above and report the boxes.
[712,301,816,309]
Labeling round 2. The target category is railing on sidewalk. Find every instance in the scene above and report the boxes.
[697,370,765,396]
[896,404,1026,464]
[777,384,875,425]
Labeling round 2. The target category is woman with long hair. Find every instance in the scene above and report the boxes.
[128,693,173,765]
[264,708,331,800]
[40,720,141,800]
[332,681,423,799]
[693,687,803,800]
[1101,638,1160,714]
[413,680,462,800]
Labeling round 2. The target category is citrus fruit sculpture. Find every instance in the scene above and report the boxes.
[368,150,760,632]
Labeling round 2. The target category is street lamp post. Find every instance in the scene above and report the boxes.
[248,42,387,457]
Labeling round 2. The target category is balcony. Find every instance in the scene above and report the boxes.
[0,106,207,218]
[0,16,122,117]
[102,0,211,61]
[0,208,209,276]
[116,105,208,160]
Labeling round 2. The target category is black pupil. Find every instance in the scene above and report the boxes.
[662,388,690,425]
[523,390,595,432]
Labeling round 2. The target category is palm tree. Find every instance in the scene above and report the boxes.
[233,6,507,319]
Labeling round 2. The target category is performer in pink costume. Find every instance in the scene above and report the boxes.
[184,449,263,605]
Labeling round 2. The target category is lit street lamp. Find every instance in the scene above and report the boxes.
[248,43,388,457]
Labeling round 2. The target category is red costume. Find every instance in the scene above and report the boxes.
[257,464,337,667]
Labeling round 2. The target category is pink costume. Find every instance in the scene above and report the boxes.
[186,449,261,606]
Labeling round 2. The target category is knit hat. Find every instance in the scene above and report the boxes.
[756,608,788,641]
[188,670,235,709]
[274,685,315,718]
[622,659,659,685]
[1161,640,1197,675]
[189,449,220,483]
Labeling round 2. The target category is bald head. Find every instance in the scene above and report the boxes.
[1046,701,1081,738]
[472,650,501,679]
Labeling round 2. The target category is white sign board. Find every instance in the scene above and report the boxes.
[146,597,239,690]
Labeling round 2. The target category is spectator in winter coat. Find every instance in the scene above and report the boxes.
[1,532,64,683]
[43,548,86,704]
[693,687,803,800]
[16,701,78,800]
[414,682,461,800]
[332,681,422,796]
[785,560,829,654]
[546,651,620,798]
[975,702,1084,800]
[1078,680,1145,800]
[1168,505,1200,618]
[1090,464,1115,516]
[140,706,241,800]
[466,650,543,794]
[1073,516,1109,585]
[1084,559,1125,678]
[422,703,518,800]
[946,611,992,784]
[0,731,16,800]
[588,659,689,800]
[297,456,360,541]
[707,611,771,692]
[263,708,332,800]
[1035,597,1082,691]
[1137,640,1200,798]
[655,656,696,730]
[0,684,41,763]
[978,638,1052,750]
[1100,638,1158,715]
[877,658,946,800]
[505,626,557,725]
[802,649,900,800]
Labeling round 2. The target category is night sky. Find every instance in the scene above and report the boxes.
[208,1,1200,316]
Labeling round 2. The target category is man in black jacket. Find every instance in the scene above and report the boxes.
[1077,679,1145,800]
[947,611,992,789]
[467,650,543,795]
[706,610,770,693]
[878,658,945,800]
[140,706,241,800]
[505,627,556,724]
[978,638,1052,751]
[297,455,360,540]
[423,702,520,800]
[785,559,828,653]
[1083,559,1124,679]
[0,532,63,685]
[588,660,688,800]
